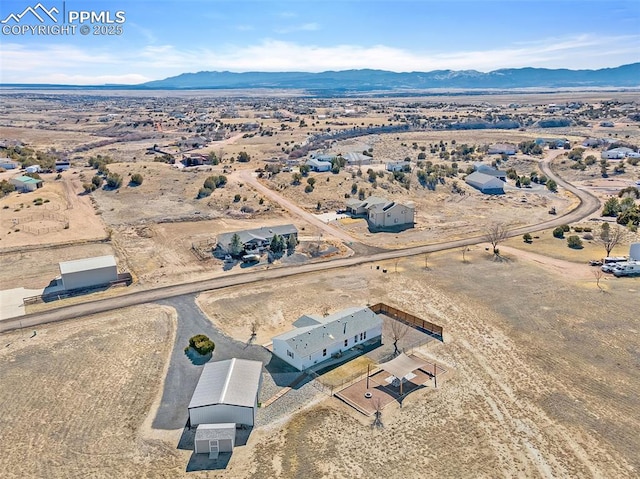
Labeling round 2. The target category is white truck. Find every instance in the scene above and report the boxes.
[613,262,640,277]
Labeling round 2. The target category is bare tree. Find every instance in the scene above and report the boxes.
[593,270,605,292]
[424,252,431,269]
[596,223,624,257]
[394,258,400,273]
[250,319,261,340]
[371,397,384,428]
[390,320,410,355]
[461,246,469,263]
[484,223,509,256]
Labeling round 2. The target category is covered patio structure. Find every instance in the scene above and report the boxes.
[376,353,430,396]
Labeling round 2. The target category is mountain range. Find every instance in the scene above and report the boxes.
[140,63,640,91]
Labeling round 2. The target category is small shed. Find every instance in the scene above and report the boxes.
[194,423,236,458]
[59,255,118,291]
[10,175,43,192]
[188,358,263,427]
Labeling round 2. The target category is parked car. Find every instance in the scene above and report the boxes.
[589,259,603,266]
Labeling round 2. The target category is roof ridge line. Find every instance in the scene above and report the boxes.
[220,358,235,403]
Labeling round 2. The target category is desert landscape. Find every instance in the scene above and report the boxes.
[1,87,639,478]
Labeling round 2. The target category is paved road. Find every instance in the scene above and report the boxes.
[0,151,601,333]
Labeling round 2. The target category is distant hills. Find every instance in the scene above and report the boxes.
[139,63,640,91]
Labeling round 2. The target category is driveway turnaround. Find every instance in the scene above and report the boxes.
[152,294,272,430]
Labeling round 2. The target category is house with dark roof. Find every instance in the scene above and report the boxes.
[215,224,298,255]
[272,307,383,371]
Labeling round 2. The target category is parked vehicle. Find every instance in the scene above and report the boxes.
[603,256,627,264]
[589,259,603,266]
[602,262,624,273]
[613,262,640,277]
[241,253,261,263]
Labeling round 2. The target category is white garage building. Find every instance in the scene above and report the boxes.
[188,358,263,427]
[58,255,118,291]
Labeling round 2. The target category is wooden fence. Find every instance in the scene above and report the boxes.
[370,302,444,339]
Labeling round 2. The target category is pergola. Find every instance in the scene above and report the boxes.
[377,353,429,396]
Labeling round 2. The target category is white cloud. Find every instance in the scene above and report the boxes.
[274,23,320,34]
[1,33,638,85]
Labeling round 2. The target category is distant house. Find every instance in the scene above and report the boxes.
[487,143,517,155]
[55,161,70,171]
[345,196,415,229]
[601,147,639,160]
[306,157,332,172]
[342,151,372,165]
[535,138,569,148]
[582,138,605,147]
[215,224,298,255]
[272,306,383,371]
[600,121,615,127]
[57,255,119,291]
[386,160,411,172]
[182,153,209,166]
[188,358,263,427]
[465,171,505,195]
[0,158,18,169]
[474,163,507,181]
[10,175,43,192]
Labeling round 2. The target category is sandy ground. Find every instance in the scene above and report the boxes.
[239,250,639,478]
[0,304,190,478]
[0,172,108,249]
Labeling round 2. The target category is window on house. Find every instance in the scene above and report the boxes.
[344,339,348,347]
[354,335,358,343]
[323,349,327,356]
[360,332,363,341]
[363,331,367,340]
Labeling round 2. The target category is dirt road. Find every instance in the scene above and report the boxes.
[1,151,602,333]
[237,170,357,243]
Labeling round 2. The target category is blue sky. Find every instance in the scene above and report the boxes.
[1,0,639,85]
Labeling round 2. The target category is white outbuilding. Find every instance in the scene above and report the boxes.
[188,358,263,427]
[58,255,118,291]
[194,423,236,458]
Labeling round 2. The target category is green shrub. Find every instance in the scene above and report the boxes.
[130,173,143,186]
[561,224,570,232]
[567,235,583,249]
[552,226,565,239]
[197,187,212,198]
[573,226,583,232]
[188,334,215,355]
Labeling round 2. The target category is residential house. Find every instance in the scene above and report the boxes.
[345,196,415,229]
[306,157,332,172]
[474,163,507,181]
[343,151,372,165]
[0,158,18,169]
[386,160,411,172]
[272,306,383,371]
[601,147,639,160]
[215,224,298,255]
[487,143,517,155]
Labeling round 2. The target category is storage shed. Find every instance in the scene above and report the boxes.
[188,358,263,427]
[10,175,43,192]
[465,171,505,195]
[194,423,236,458]
[59,255,118,291]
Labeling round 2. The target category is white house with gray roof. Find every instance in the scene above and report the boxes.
[215,224,298,255]
[188,358,263,427]
[272,306,383,371]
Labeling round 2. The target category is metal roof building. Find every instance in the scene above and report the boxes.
[188,358,263,427]
[58,255,118,291]
[465,171,505,195]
